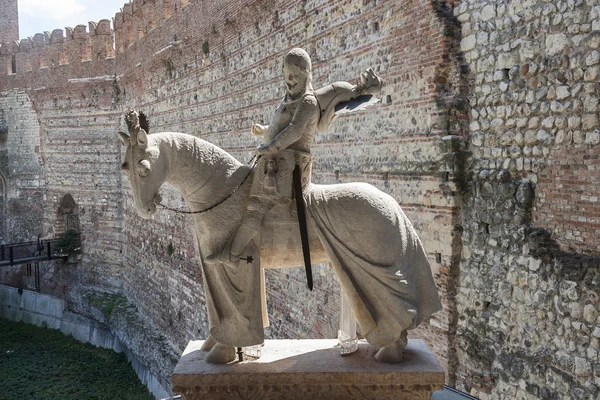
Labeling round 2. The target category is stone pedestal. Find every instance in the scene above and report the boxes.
[172,339,444,400]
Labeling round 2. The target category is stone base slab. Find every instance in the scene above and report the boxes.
[172,339,444,400]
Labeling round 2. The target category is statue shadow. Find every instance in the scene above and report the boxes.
[527,227,600,285]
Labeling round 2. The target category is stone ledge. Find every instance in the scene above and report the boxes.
[173,339,444,400]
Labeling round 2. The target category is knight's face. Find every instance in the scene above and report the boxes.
[283,63,308,98]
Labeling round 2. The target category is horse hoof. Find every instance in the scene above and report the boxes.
[374,345,403,363]
[374,331,407,363]
[205,343,236,364]
[200,335,217,352]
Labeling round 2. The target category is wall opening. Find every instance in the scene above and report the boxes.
[59,47,69,65]
[55,194,79,237]
[81,40,92,62]
[39,52,48,68]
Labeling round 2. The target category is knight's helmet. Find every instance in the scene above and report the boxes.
[283,48,313,93]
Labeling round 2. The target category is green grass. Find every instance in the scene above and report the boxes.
[0,319,154,400]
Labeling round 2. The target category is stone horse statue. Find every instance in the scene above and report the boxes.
[119,110,442,364]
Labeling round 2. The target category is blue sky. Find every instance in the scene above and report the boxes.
[18,0,130,39]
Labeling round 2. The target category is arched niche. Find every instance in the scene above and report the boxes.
[56,194,79,235]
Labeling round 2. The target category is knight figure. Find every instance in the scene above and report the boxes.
[206,48,384,267]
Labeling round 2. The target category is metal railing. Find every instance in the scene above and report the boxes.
[0,239,66,267]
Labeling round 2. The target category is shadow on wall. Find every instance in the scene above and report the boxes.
[527,227,600,283]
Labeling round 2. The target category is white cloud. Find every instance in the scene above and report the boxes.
[19,0,86,20]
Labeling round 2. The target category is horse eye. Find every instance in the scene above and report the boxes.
[138,160,151,177]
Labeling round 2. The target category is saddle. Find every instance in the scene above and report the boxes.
[252,149,312,205]
[251,149,314,289]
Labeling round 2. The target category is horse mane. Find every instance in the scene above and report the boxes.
[139,111,150,133]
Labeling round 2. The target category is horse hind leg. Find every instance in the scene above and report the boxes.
[338,283,359,356]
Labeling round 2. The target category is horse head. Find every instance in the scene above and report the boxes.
[118,110,169,219]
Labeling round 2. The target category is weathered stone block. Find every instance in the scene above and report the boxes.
[461,35,477,52]
[582,113,599,130]
[173,340,444,400]
[546,33,571,55]
[574,357,592,377]
[480,5,496,21]
[21,290,36,312]
[585,130,600,145]
[48,297,64,318]
[584,304,599,324]
[72,324,91,344]
[35,294,50,315]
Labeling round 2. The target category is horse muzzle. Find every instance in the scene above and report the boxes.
[135,198,158,219]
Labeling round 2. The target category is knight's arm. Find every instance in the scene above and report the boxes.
[263,95,319,152]
[318,69,384,109]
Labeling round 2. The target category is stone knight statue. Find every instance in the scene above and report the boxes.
[120,49,442,365]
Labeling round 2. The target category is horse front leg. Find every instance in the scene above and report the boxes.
[204,342,237,364]
[374,330,407,363]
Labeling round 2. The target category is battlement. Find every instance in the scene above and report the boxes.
[0,19,115,79]
[114,0,192,53]
[0,0,203,89]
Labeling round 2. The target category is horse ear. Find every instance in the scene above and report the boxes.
[118,131,130,146]
[137,128,148,147]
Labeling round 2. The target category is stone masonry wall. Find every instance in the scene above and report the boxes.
[0,0,18,44]
[35,82,124,290]
[0,22,123,288]
[455,0,600,398]
[0,90,44,243]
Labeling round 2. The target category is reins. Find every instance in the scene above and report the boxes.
[155,154,261,215]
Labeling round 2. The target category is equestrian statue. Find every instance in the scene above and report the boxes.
[118,48,442,365]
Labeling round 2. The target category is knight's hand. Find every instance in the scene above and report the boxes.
[251,124,267,137]
[359,68,384,95]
